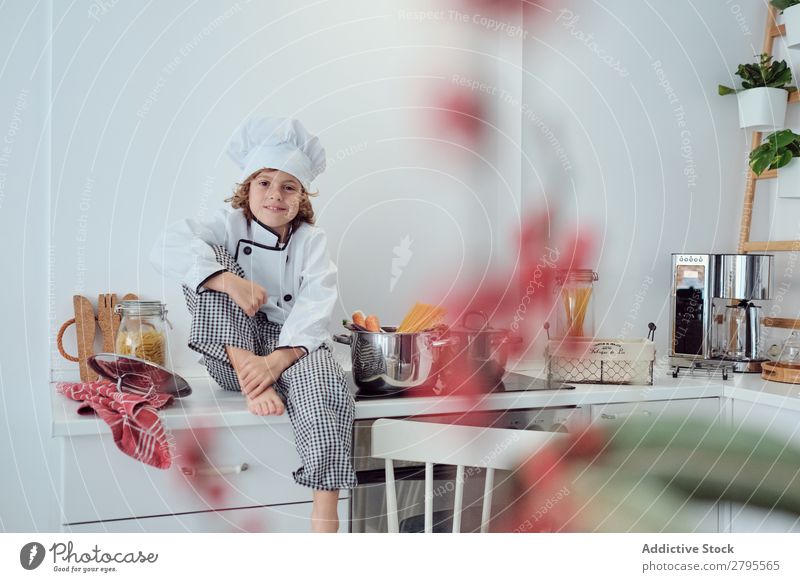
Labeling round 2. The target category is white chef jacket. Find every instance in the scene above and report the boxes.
[149,206,338,358]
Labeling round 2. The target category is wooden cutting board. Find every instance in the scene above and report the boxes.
[58,292,141,382]
[73,295,99,382]
[761,361,800,384]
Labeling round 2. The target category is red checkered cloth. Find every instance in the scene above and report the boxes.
[56,379,175,469]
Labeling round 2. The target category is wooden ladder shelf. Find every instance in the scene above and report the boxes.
[738,5,800,331]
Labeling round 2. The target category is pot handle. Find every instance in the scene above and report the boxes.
[431,336,458,348]
[492,334,523,346]
[333,333,352,345]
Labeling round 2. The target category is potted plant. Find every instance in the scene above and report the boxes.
[772,0,800,49]
[749,128,800,197]
[719,53,795,130]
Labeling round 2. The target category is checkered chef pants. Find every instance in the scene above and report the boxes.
[181,244,357,491]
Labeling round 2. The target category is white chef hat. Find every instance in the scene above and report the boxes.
[226,117,326,191]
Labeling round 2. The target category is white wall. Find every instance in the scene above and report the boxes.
[49,0,516,378]
[0,1,53,531]
[519,0,772,356]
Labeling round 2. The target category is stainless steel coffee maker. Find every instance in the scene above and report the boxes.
[669,253,773,378]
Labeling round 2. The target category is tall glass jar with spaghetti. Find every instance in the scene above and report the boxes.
[554,269,598,338]
[114,300,171,366]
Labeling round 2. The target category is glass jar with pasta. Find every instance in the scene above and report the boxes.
[114,300,171,366]
[554,269,598,338]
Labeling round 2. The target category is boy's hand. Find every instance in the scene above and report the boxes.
[238,352,284,398]
[205,272,267,317]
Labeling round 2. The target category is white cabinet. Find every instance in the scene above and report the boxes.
[56,421,354,533]
[728,400,800,533]
[59,423,313,525]
[591,397,722,533]
[591,397,722,424]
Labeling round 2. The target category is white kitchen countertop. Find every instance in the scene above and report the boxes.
[50,362,800,438]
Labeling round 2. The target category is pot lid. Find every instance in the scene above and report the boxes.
[87,353,192,398]
[449,311,507,334]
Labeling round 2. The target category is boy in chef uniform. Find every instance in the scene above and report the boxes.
[150,117,356,532]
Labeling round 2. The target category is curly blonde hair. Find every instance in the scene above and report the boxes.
[224,168,317,228]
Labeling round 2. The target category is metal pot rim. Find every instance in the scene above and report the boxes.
[348,326,446,336]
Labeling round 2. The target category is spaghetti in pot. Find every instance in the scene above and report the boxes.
[397,302,447,333]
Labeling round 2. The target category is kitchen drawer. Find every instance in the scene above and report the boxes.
[728,401,800,533]
[731,400,800,445]
[591,398,722,533]
[591,397,721,425]
[63,498,350,533]
[729,502,800,533]
[60,422,315,524]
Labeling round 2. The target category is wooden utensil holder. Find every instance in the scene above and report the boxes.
[57,292,139,381]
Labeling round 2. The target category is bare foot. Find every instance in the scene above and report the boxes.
[246,386,285,416]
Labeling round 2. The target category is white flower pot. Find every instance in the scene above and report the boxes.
[737,87,788,131]
[777,156,800,198]
[784,4,800,49]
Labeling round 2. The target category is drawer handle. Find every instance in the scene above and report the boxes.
[601,410,652,421]
[180,462,249,477]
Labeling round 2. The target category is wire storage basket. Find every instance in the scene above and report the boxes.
[545,324,656,387]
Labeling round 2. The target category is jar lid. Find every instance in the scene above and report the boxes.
[115,300,167,317]
[556,269,598,284]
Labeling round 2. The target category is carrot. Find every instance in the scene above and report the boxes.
[365,314,381,332]
[352,311,366,328]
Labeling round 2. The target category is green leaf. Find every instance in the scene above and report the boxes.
[774,149,794,169]
[598,417,800,516]
[749,130,800,175]
[567,468,702,532]
[718,85,736,96]
[772,0,800,10]
[773,129,795,148]
[729,54,794,91]
[750,142,772,158]
[751,153,773,176]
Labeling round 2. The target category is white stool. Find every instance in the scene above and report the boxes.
[370,418,565,533]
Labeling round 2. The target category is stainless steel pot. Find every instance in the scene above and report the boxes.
[446,311,522,384]
[333,327,456,396]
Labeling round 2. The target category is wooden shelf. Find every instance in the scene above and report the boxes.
[737,6,800,259]
[753,168,778,180]
[741,240,800,252]
[770,23,786,38]
[763,317,800,330]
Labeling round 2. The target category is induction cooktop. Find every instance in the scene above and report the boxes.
[349,371,575,400]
